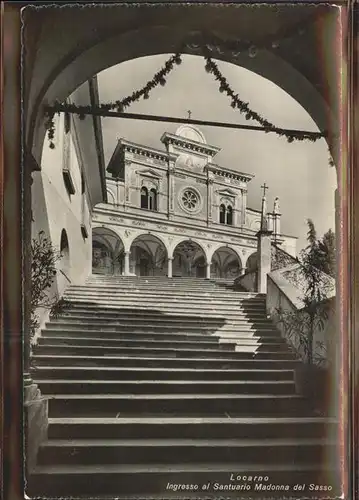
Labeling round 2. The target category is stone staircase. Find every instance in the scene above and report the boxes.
[28,276,338,498]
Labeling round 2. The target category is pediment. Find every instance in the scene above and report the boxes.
[137,168,162,179]
[216,188,237,197]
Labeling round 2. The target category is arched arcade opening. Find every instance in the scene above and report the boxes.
[172,240,207,278]
[92,227,124,276]
[129,234,168,277]
[211,246,243,279]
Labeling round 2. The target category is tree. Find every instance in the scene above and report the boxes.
[276,219,334,365]
[31,231,70,339]
[320,229,336,278]
[304,220,336,278]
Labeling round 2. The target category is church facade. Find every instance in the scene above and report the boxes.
[92,125,296,279]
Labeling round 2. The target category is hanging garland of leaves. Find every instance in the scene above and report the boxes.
[45,49,332,164]
[203,56,324,144]
[45,52,183,148]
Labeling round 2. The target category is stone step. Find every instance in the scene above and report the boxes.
[46,393,312,417]
[34,379,296,395]
[33,344,296,359]
[27,463,340,498]
[61,302,268,317]
[41,327,282,340]
[84,280,252,290]
[63,299,265,312]
[74,289,250,297]
[65,289,265,301]
[47,416,337,440]
[43,324,280,337]
[65,301,267,312]
[46,317,278,329]
[37,335,289,350]
[84,278,248,286]
[66,290,264,300]
[41,328,222,340]
[32,354,298,370]
[37,437,335,466]
[61,303,269,321]
[32,367,295,382]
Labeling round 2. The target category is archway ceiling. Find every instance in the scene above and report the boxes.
[92,228,124,251]
[25,3,337,144]
[131,234,167,257]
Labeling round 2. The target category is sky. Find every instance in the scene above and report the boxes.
[97,54,337,253]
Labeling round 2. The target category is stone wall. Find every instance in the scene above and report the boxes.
[266,270,336,367]
[31,109,94,338]
[235,271,257,292]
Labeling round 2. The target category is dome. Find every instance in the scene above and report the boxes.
[175,125,206,144]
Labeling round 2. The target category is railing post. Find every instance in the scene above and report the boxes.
[256,229,273,293]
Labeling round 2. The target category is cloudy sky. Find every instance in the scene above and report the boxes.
[97,54,337,252]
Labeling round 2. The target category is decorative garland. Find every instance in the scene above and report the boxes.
[45,49,332,164]
[45,52,183,148]
[203,56,323,143]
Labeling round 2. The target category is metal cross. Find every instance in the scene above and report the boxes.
[187,110,192,120]
[261,182,269,197]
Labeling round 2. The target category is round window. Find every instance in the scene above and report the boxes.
[181,189,199,211]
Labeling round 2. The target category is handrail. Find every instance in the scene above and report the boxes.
[59,269,71,284]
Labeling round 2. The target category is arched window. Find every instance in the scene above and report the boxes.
[141,186,148,209]
[59,229,70,277]
[149,188,157,211]
[60,229,69,255]
[226,205,233,225]
[219,204,226,224]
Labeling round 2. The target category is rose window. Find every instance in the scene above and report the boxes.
[182,190,199,211]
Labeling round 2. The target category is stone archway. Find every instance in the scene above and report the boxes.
[129,234,168,277]
[172,240,207,278]
[211,246,243,279]
[23,4,341,171]
[245,251,259,273]
[92,227,125,275]
[16,2,345,422]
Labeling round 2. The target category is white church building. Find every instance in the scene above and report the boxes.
[92,124,296,279]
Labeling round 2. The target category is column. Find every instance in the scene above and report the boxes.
[206,261,211,279]
[256,229,273,293]
[124,160,131,208]
[124,251,130,276]
[167,257,173,278]
[24,164,33,389]
[116,178,120,206]
[241,189,247,225]
[207,175,214,225]
[167,165,175,217]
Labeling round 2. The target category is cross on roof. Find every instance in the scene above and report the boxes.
[187,110,192,120]
[261,182,269,197]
